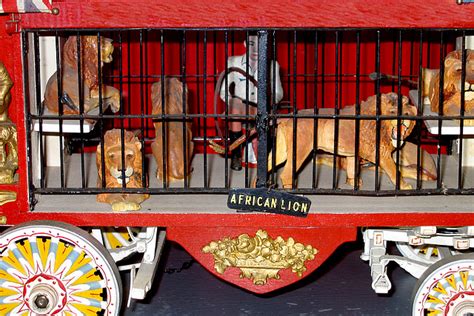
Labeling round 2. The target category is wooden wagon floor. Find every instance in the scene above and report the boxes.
[33,153,474,214]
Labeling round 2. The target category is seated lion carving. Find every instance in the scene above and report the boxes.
[269,93,417,189]
[43,36,120,115]
[96,129,149,211]
[151,77,193,182]
[425,49,474,125]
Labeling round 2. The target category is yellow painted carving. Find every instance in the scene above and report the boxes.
[0,191,15,208]
[0,62,18,184]
[202,229,318,285]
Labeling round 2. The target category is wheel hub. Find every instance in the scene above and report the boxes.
[447,294,474,316]
[24,274,67,314]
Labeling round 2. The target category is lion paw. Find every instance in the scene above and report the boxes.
[346,177,363,188]
[400,182,413,190]
[111,201,141,212]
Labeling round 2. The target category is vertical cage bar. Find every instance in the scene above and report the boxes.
[271,30,278,186]
[354,30,361,190]
[118,32,127,189]
[374,30,381,191]
[23,31,36,206]
[291,30,297,189]
[332,31,341,190]
[160,30,168,188]
[332,31,340,190]
[458,31,466,189]
[223,30,230,188]
[127,31,132,128]
[75,34,86,189]
[244,30,250,186]
[436,31,445,189]
[55,32,65,188]
[312,31,319,189]
[145,31,150,140]
[181,30,189,188]
[256,30,269,188]
[196,32,201,135]
[203,30,208,188]
[34,32,45,189]
[139,30,146,188]
[97,32,106,189]
[395,30,403,191]
[416,30,424,190]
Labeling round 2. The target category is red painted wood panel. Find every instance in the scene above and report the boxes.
[18,0,474,29]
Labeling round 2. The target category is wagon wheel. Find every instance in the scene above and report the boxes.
[0,221,122,315]
[101,227,140,250]
[412,254,474,316]
[395,242,457,265]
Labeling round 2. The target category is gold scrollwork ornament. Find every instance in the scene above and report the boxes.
[202,229,318,285]
[0,61,18,184]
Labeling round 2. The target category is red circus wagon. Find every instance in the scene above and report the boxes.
[1,0,474,314]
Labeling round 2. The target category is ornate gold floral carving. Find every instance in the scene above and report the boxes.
[0,190,16,206]
[202,229,318,285]
[0,62,18,184]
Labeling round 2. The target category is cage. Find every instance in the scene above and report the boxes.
[23,28,474,212]
[2,1,474,315]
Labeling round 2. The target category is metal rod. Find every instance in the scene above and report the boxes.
[181,30,189,188]
[256,30,269,188]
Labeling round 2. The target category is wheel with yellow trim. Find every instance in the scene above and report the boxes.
[101,227,139,250]
[396,242,455,265]
[412,254,474,316]
[0,221,122,315]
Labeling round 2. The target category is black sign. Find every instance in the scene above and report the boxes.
[227,188,311,217]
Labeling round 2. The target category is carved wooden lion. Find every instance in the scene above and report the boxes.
[96,129,149,211]
[269,93,417,189]
[151,77,193,182]
[426,49,474,125]
[44,36,120,115]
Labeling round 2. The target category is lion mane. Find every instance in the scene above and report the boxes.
[427,49,474,125]
[151,77,194,182]
[96,129,149,211]
[43,35,119,115]
[269,92,417,190]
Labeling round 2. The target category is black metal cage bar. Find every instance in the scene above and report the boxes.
[22,28,474,206]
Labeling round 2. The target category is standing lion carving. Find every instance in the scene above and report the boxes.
[269,93,417,189]
[424,49,474,125]
[43,36,120,115]
[96,129,149,211]
[151,77,194,183]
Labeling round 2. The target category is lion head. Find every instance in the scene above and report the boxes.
[429,49,474,124]
[97,129,143,187]
[63,35,114,90]
[363,92,417,148]
[151,77,188,115]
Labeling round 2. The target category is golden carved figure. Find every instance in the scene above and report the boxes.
[267,93,417,189]
[96,129,149,211]
[202,229,318,285]
[424,50,474,125]
[0,190,16,207]
[43,36,120,115]
[0,62,18,184]
[151,77,193,182]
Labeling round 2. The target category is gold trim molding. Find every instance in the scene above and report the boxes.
[0,190,16,206]
[202,229,318,285]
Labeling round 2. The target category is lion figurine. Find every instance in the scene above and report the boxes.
[269,92,417,189]
[96,129,149,211]
[43,36,120,115]
[424,49,474,125]
[151,77,194,182]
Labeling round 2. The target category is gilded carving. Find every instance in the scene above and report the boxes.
[0,190,16,207]
[202,229,318,285]
[0,62,18,184]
